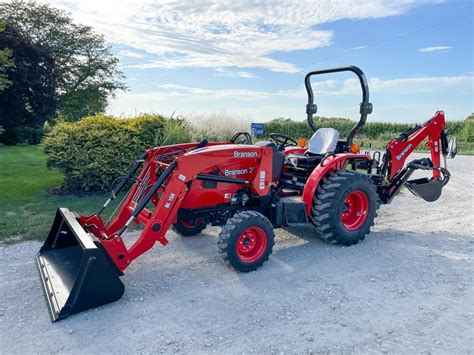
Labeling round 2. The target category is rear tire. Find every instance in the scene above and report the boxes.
[172,218,206,237]
[218,211,275,272]
[310,169,378,246]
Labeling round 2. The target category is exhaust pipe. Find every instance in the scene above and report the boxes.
[36,208,124,322]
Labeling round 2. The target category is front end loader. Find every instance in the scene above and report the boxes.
[37,66,456,321]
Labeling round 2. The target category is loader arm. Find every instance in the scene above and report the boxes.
[82,144,274,272]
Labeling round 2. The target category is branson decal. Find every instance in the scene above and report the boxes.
[233,151,257,158]
[396,144,413,160]
[224,168,249,176]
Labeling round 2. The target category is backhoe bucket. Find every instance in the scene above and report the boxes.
[405,178,443,202]
[36,208,124,322]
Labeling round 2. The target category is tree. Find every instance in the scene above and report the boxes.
[0,48,13,90]
[0,1,126,122]
[0,24,56,145]
[0,21,14,91]
[459,113,474,143]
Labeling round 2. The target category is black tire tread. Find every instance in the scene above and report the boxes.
[172,219,206,237]
[310,169,379,246]
[218,210,275,272]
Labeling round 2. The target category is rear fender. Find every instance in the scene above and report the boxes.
[302,153,371,214]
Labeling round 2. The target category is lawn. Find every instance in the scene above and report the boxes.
[0,145,117,242]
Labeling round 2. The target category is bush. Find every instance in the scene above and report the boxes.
[1,125,45,145]
[43,114,165,191]
[457,119,474,143]
[159,118,193,145]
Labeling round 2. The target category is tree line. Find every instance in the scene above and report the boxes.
[0,1,126,145]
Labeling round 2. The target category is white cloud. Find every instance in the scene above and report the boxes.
[109,73,472,122]
[114,74,473,104]
[419,46,452,53]
[215,68,256,78]
[40,0,436,73]
[117,50,145,59]
[143,84,287,100]
[354,75,471,94]
[353,45,368,50]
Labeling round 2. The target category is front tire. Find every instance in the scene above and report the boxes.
[218,211,275,272]
[172,218,206,237]
[310,169,378,246]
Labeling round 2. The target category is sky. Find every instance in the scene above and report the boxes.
[38,0,473,123]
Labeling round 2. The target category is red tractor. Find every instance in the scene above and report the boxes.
[37,66,456,321]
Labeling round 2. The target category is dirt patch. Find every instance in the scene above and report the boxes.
[1,235,24,244]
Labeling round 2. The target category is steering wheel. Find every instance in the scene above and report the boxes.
[230,132,252,145]
[270,133,298,151]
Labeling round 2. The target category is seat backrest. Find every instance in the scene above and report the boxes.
[308,128,340,155]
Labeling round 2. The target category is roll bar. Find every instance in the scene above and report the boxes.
[305,65,373,147]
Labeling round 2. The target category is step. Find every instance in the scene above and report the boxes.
[280,196,308,225]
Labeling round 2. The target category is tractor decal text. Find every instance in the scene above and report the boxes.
[234,151,257,158]
[259,171,266,190]
[396,144,413,161]
[224,168,250,176]
[164,192,175,208]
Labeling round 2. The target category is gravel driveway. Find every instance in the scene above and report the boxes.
[1,154,473,354]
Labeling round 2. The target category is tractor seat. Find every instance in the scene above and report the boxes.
[287,128,340,170]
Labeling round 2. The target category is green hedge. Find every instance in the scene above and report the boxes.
[263,116,472,141]
[457,119,473,142]
[43,114,165,191]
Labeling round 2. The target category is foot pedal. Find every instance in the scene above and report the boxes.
[405,178,443,202]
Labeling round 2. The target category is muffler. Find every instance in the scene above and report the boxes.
[36,208,124,322]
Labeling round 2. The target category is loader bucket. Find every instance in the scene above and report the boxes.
[36,208,124,322]
[405,178,443,202]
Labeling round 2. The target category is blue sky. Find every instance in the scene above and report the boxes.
[42,0,473,122]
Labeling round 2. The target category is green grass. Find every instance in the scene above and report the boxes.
[0,145,116,242]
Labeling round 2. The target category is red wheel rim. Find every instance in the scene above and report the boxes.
[340,190,369,230]
[235,227,267,263]
[180,219,203,228]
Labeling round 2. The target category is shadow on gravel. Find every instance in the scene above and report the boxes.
[113,225,473,304]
